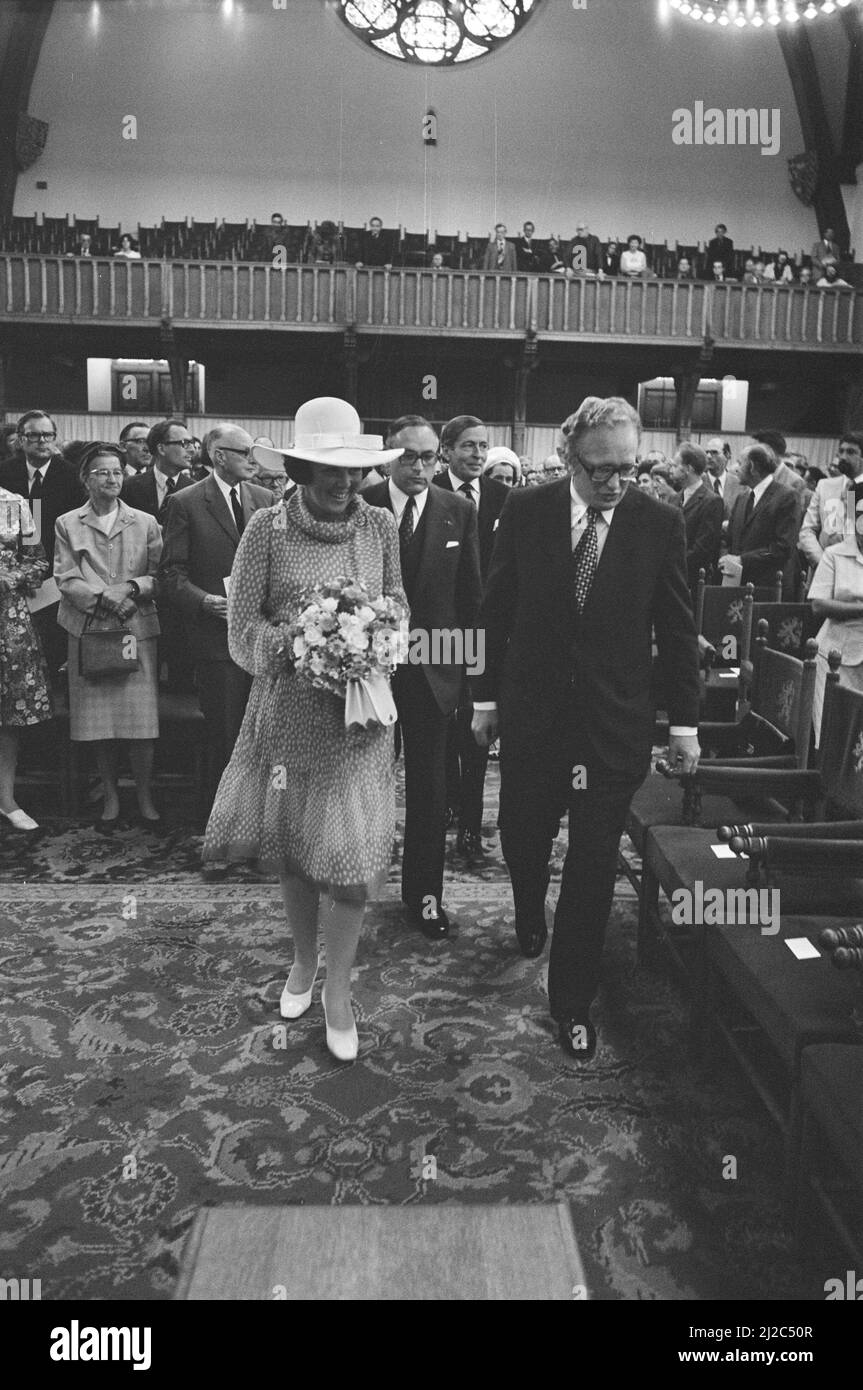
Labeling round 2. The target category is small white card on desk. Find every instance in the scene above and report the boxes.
[711,843,746,859]
[785,937,820,960]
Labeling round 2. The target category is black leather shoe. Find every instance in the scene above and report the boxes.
[136,813,170,837]
[514,913,547,959]
[557,1018,597,1062]
[94,816,120,835]
[405,901,451,940]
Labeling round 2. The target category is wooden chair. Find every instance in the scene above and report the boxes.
[623,633,817,894]
[695,571,781,718]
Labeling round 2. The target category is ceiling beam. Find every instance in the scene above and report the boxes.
[778,22,850,247]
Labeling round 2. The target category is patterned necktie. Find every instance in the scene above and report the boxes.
[496,241,504,267]
[230,485,245,537]
[573,507,599,613]
[399,495,415,548]
[458,481,476,506]
[713,476,722,497]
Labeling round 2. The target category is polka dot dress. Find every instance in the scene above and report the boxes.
[202,491,407,901]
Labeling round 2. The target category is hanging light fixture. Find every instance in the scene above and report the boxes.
[664,0,859,23]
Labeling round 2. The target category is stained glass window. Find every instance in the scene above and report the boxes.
[338,0,540,65]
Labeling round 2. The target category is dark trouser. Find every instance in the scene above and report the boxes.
[392,664,449,913]
[499,733,642,1021]
[158,606,196,693]
[194,659,252,806]
[445,701,490,835]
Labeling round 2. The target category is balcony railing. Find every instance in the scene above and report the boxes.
[0,255,859,349]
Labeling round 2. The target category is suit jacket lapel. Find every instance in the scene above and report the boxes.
[412,488,451,614]
[582,486,638,616]
[204,473,238,545]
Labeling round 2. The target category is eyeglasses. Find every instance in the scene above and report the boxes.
[400,451,438,465]
[91,469,124,479]
[577,462,637,484]
[219,446,252,458]
[23,431,56,441]
[166,438,194,449]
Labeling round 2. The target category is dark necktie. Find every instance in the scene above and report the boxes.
[458,481,476,506]
[230,485,245,537]
[743,491,755,526]
[157,476,177,524]
[573,507,599,613]
[29,469,43,503]
[399,496,415,548]
[713,476,721,497]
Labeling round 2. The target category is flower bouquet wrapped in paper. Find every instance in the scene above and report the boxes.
[287,577,409,730]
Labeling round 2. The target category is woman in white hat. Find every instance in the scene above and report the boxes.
[483,447,521,488]
[203,399,406,1062]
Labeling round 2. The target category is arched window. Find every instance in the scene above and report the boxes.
[337,0,541,66]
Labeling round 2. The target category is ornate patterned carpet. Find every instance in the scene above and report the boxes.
[0,766,826,1301]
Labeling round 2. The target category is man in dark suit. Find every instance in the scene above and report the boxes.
[706,223,734,278]
[122,418,195,523]
[0,409,83,686]
[515,221,542,273]
[471,397,700,1060]
[118,420,151,477]
[354,216,392,269]
[669,441,724,596]
[704,436,747,521]
[364,414,481,939]
[158,423,272,806]
[720,442,801,597]
[567,223,601,275]
[434,417,509,858]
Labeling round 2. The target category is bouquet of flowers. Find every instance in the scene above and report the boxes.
[287,577,409,730]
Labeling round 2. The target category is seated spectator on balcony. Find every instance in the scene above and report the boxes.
[751,257,766,282]
[544,236,565,274]
[253,215,286,260]
[356,216,393,269]
[113,234,141,260]
[675,256,694,280]
[619,235,648,277]
[817,264,851,288]
[118,421,151,477]
[76,233,92,257]
[710,259,735,284]
[599,240,620,277]
[483,447,521,488]
[0,484,52,834]
[741,257,759,284]
[811,227,840,278]
[481,224,516,272]
[566,223,600,276]
[515,221,542,273]
[305,220,341,265]
[798,265,814,286]
[762,250,794,284]
[123,420,195,524]
[429,251,447,270]
[706,223,734,276]
[54,443,163,831]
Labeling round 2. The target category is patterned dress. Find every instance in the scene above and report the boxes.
[0,488,53,728]
[202,490,407,899]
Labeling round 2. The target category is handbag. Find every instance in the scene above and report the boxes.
[79,611,141,678]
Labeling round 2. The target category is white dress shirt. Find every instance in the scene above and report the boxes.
[26,461,50,495]
[447,469,479,510]
[212,468,245,521]
[388,478,430,526]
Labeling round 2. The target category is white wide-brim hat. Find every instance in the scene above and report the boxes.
[484,446,522,481]
[251,397,403,474]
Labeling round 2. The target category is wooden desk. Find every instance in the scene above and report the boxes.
[174,1203,587,1301]
[793,1043,863,1264]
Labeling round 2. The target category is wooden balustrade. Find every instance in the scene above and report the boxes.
[0,254,859,349]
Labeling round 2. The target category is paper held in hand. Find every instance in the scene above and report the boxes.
[26,577,61,614]
[345,673,398,731]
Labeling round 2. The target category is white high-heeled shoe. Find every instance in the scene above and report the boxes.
[279,960,320,1020]
[0,808,40,833]
[321,986,358,1063]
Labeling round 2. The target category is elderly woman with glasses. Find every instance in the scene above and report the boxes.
[54,443,164,832]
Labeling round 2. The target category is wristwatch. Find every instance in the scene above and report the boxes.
[127,580,141,599]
